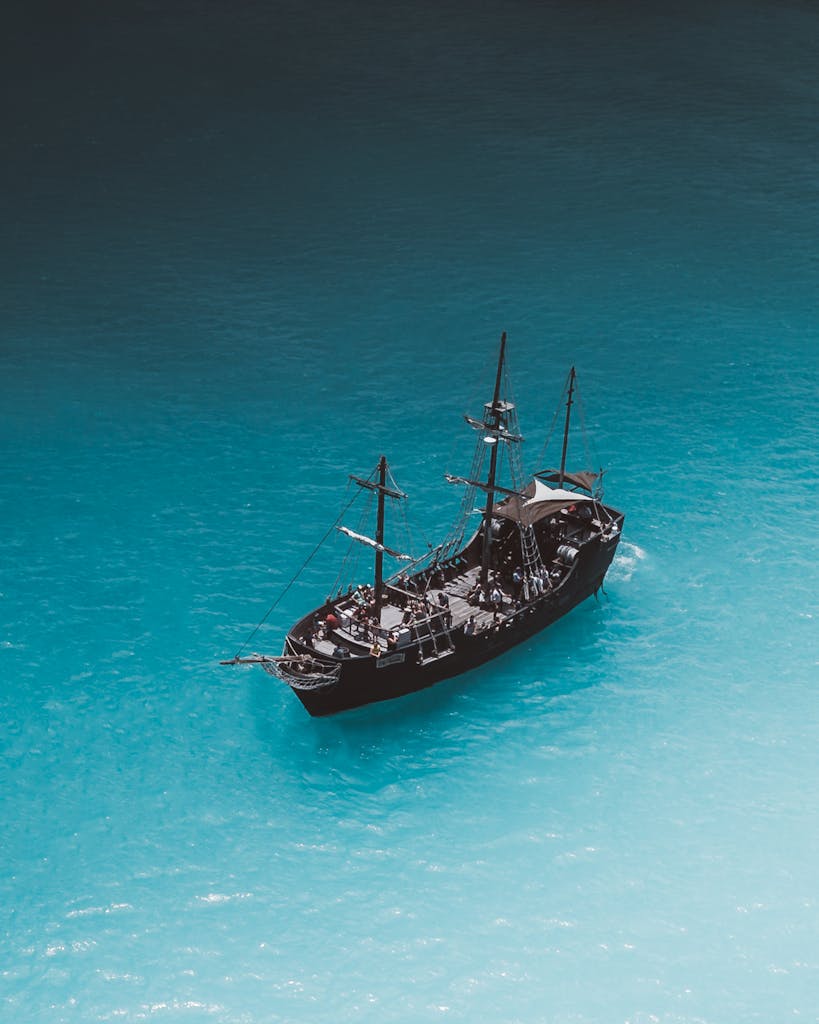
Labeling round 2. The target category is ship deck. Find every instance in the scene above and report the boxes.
[294,503,623,665]
[309,562,543,660]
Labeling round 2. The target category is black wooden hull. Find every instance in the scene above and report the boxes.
[290,531,621,716]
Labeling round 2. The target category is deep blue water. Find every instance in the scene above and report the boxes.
[2,2,818,1021]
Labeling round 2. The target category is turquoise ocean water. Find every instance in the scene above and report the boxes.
[2,2,818,1021]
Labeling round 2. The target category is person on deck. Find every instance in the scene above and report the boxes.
[437,591,452,627]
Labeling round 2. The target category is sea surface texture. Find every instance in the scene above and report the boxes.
[2,2,818,1022]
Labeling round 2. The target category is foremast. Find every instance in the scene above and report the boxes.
[348,455,407,620]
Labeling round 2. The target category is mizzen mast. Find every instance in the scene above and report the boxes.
[558,366,576,487]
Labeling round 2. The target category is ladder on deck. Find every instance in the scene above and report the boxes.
[412,611,455,660]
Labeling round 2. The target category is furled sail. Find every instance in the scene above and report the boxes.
[445,474,523,498]
[336,525,412,560]
[463,415,524,444]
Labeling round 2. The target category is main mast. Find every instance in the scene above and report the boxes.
[480,333,507,589]
[373,454,387,619]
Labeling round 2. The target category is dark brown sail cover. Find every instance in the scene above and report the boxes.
[536,469,600,493]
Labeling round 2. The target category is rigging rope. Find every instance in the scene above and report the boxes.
[393,488,427,581]
[233,484,362,659]
[533,371,570,473]
[330,465,379,594]
[572,377,600,479]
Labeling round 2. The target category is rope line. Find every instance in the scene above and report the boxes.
[233,486,362,659]
[533,369,570,473]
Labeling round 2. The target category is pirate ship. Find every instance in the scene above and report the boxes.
[222,333,624,715]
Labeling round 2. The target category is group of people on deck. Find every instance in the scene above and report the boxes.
[467,561,558,615]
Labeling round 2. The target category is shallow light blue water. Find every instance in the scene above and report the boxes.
[2,2,818,1021]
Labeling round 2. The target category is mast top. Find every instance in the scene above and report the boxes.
[350,456,406,501]
[491,331,507,410]
[558,367,577,488]
[350,474,406,500]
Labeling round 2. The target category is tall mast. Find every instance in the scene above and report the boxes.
[480,332,507,589]
[345,459,408,620]
[373,454,387,620]
[558,367,576,488]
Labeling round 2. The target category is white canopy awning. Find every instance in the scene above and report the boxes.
[494,478,593,526]
[526,478,594,507]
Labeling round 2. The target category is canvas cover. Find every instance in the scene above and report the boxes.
[493,478,594,526]
[536,469,600,493]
